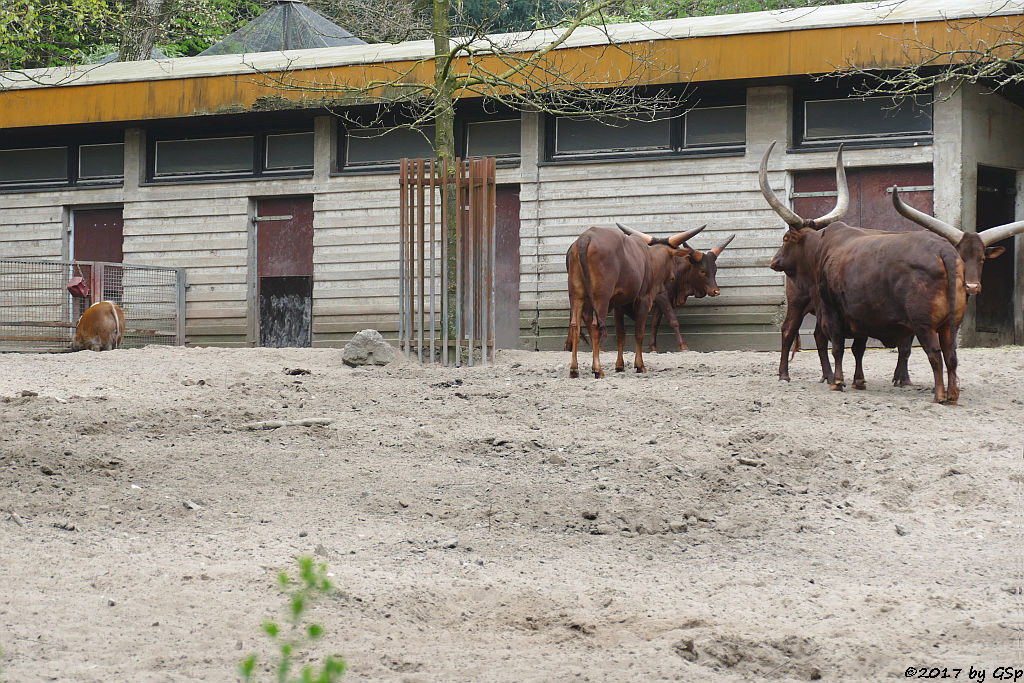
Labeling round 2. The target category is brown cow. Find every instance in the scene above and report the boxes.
[890,186,1018,295]
[618,224,735,352]
[72,301,126,351]
[565,224,705,378]
[760,142,964,403]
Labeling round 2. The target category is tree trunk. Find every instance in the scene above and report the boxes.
[433,0,459,361]
[118,0,175,62]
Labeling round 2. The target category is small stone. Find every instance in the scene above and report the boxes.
[342,329,396,367]
[895,524,909,536]
[581,510,598,520]
[40,465,56,476]
[669,521,688,533]
[547,454,566,465]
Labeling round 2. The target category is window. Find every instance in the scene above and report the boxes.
[344,126,435,167]
[0,147,68,184]
[79,143,125,180]
[547,105,745,161]
[155,136,254,177]
[265,132,314,171]
[0,140,123,189]
[800,93,933,145]
[465,119,520,158]
[148,127,313,180]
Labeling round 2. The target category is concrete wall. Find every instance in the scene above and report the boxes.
[952,83,1024,345]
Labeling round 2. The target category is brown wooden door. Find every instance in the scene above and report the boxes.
[974,166,1016,340]
[256,196,314,347]
[72,207,123,310]
[793,165,933,232]
[494,185,521,349]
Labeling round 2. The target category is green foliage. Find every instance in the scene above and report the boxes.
[0,0,119,69]
[598,0,863,24]
[239,556,346,683]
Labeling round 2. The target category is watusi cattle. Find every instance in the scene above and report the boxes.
[617,223,735,352]
[890,186,1022,295]
[760,141,964,403]
[72,301,126,352]
[565,224,705,378]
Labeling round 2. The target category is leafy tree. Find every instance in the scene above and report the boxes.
[0,0,118,69]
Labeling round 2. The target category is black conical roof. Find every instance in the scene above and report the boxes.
[198,0,365,56]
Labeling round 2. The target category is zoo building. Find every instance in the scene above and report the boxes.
[1,0,1022,351]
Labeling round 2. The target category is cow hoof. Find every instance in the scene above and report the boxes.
[853,380,866,390]
[615,366,625,373]
[593,371,604,379]
[830,383,845,392]
[679,345,689,352]
[635,366,646,374]
[570,369,579,378]
[779,376,791,382]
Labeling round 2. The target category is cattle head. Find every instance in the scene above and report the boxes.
[760,141,849,277]
[891,186,1022,295]
[616,223,734,302]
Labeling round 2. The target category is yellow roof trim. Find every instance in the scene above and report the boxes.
[1,8,1021,129]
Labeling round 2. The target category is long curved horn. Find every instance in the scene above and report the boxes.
[667,224,706,248]
[616,222,652,244]
[710,233,736,257]
[891,186,964,245]
[979,220,1024,246]
[814,143,849,227]
[759,141,804,230]
[759,141,849,230]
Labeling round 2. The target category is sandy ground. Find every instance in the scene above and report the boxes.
[0,343,1021,682]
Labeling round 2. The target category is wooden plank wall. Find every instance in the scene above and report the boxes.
[0,89,940,350]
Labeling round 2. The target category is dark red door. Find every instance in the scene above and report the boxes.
[256,197,314,347]
[793,165,933,232]
[72,207,123,309]
[494,185,521,349]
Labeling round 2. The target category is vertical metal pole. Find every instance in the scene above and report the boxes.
[417,159,426,363]
[466,160,476,367]
[488,157,497,362]
[406,161,416,358]
[175,267,187,346]
[441,158,449,367]
[429,158,436,364]
[398,159,407,356]
[455,159,463,368]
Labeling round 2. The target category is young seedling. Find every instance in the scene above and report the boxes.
[239,556,346,683]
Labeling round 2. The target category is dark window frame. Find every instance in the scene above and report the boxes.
[146,124,314,183]
[793,83,934,150]
[0,138,125,191]
[543,98,746,164]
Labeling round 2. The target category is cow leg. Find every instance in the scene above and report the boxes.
[778,301,805,382]
[939,325,959,405]
[588,311,604,379]
[892,338,913,387]
[813,319,833,384]
[851,337,867,390]
[648,305,661,353]
[614,308,627,373]
[917,329,947,403]
[662,306,687,352]
[633,303,651,373]
[568,296,584,378]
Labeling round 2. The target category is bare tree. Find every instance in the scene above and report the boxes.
[833,6,1024,101]
[118,0,178,61]
[248,0,693,352]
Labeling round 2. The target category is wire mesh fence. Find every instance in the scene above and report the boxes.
[0,259,185,352]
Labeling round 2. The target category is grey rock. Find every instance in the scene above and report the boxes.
[343,329,396,367]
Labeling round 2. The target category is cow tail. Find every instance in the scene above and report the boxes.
[577,234,603,341]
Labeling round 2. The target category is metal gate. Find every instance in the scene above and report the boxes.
[0,259,186,352]
[398,157,496,365]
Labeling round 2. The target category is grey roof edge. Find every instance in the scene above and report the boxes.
[2,0,1021,90]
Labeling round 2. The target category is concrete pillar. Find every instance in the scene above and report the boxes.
[313,115,336,187]
[123,127,145,195]
[931,83,966,230]
[745,86,792,163]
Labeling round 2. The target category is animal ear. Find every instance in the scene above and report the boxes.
[985,246,1006,259]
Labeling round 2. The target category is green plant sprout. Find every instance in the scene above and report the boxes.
[239,556,346,683]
